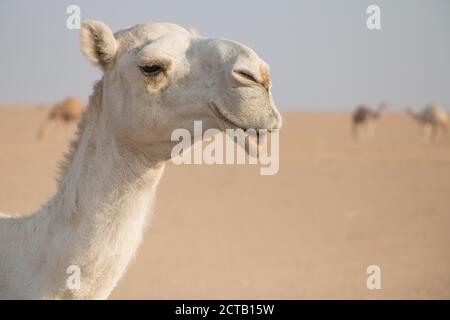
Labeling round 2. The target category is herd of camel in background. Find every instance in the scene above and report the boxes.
[352,102,449,142]
[37,96,449,143]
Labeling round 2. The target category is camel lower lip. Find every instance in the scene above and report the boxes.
[208,102,247,130]
[207,102,269,148]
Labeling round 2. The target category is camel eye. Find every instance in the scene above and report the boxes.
[139,65,163,76]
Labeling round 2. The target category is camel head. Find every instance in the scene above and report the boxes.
[80,21,281,158]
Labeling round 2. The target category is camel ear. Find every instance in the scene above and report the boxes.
[80,20,117,70]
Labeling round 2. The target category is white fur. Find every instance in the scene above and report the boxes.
[407,103,448,142]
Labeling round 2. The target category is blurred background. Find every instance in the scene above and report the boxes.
[0,0,449,299]
[0,0,449,110]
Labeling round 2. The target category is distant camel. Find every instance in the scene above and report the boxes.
[351,103,387,140]
[36,96,85,140]
[407,103,448,142]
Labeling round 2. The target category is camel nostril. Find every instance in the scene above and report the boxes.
[233,69,259,85]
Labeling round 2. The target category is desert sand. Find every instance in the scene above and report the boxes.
[0,106,449,299]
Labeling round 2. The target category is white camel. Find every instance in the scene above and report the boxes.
[407,103,448,142]
[0,20,281,299]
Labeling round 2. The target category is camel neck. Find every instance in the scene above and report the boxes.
[30,99,165,299]
[1,80,167,299]
[59,110,165,221]
[55,105,165,298]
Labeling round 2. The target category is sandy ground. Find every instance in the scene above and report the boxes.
[0,106,450,299]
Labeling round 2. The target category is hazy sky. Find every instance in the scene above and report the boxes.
[0,0,449,110]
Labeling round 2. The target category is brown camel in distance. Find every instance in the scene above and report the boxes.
[36,96,86,140]
[352,102,388,141]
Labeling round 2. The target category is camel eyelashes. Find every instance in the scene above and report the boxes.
[139,64,164,76]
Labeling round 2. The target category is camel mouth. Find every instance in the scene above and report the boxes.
[207,102,280,134]
[207,101,271,155]
[207,102,249,131]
